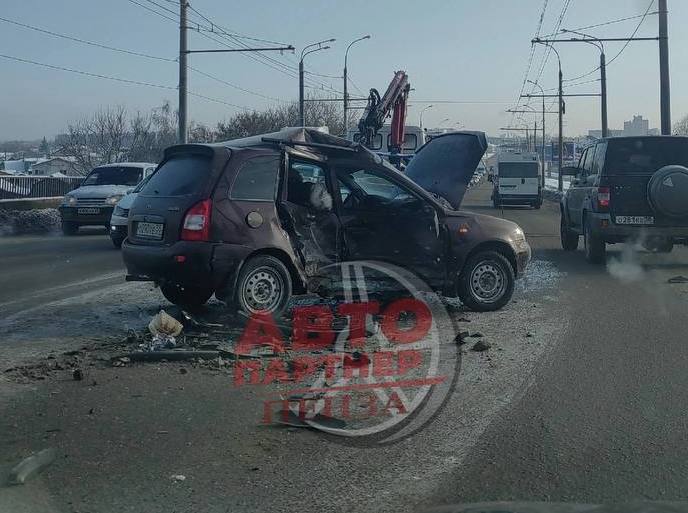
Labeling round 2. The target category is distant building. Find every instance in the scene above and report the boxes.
[29,157,79,176]
[588,115,657,139]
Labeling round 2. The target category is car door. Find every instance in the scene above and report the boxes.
[567,147,592,229]
[333,166,446,287]
[279,154,341,277]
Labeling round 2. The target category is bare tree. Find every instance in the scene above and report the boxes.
[216,96,345,141]
[674,114,688,136]
[63,106,128,174]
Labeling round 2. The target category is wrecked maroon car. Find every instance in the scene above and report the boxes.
[121,128,530,314]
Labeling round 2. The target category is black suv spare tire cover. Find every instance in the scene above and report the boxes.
[647,165,688,218]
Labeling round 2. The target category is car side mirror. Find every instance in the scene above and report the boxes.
[560,166,579,176]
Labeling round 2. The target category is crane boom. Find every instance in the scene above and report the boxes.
[357,71,410,159]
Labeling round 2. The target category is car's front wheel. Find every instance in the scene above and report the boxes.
[235,255,292,318]
[110,234,125,248]
[160,282,214,309]
[458,250,515,312]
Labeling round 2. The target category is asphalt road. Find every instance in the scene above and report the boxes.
[0,227,124,317]
[434,184,688,505]
[3,183,688,512]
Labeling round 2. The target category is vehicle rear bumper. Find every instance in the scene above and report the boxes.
[121,239,252,291]
[588,213,688,242]
[59,206,113,225]
[496,193,541,204]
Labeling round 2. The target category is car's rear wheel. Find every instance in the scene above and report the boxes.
[458,250,515,312]
[643,237,674,253]
[62,221,79,236]
[160,282,214,309]
[560,214,579,251]
[583,217,606,264]
[235,255,292,318]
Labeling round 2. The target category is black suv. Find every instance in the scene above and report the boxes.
[560,136,688,263]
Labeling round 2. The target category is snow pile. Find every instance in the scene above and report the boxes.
[0,208,61,236]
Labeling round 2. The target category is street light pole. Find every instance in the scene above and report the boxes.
[560,30,608,138]
[299,39,335,126]
[527,80,546,187]
[343,35,370,135]
[533,40,564,191]
[658,0,671,134]
[419,104,433,130]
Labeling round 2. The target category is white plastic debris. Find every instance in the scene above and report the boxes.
[170,474,186,482]
[8,448,57,485]
[148,310,183,337]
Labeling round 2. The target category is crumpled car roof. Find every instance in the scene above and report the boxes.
[214,127,356,150]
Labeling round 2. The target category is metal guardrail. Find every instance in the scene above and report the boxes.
[0,176,82,201]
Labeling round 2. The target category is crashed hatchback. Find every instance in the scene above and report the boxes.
[122,128,530,315]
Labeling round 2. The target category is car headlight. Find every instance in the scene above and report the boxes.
[63,194,77,206]
[105,194,124,205]
[113,205,128,217]
[513,227,525,241]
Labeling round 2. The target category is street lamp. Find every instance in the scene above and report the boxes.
[299,38,335,126]
[561,29,608,138]
[533,39,564,192]
[527,79,547,187]
[343,35,370,134]
[419,104,433,130]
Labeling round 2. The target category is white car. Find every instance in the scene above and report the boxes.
[109,172,154,248]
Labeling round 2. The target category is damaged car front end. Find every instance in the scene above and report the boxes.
[122,128,530,315]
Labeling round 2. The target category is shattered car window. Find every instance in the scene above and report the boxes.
[230,155,280,201]
[347,169,414,202]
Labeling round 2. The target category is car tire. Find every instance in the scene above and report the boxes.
[160,282,214,309]
[110,235,124,249]
[62,221,79,236]
[235,255,292,318]
[458,250,515,312]
[583,217,606,264]
[643,238,674,253]
[560,214,579,251]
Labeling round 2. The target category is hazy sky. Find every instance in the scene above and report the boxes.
[0,0,684,140]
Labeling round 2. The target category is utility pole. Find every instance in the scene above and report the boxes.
[299,59,305,126]
[178,0,188,144]
[659,0,671,134]
[558,65,564,192]
[600,51,608,137]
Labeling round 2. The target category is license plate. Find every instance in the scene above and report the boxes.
[77,207,100,215]
[615,215,654,225]
[136,221,164,239]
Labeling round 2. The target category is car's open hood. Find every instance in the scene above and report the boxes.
[404,131,487,210]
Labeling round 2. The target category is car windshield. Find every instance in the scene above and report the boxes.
[6,2,688,513]
[606,138,688,174]
[82,166,142,186]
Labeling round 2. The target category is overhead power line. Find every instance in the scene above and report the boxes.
[0,52,249,110]
[126,0,178,23]
[0,14,287,104]
[563,0,655,83]
[0,15,175,62]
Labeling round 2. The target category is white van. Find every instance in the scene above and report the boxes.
[491,152,542,209]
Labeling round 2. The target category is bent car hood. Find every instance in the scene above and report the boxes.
[404,131,487,210]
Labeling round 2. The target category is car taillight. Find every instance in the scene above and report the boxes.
[181,199,211,241]
[597,186,610,211]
